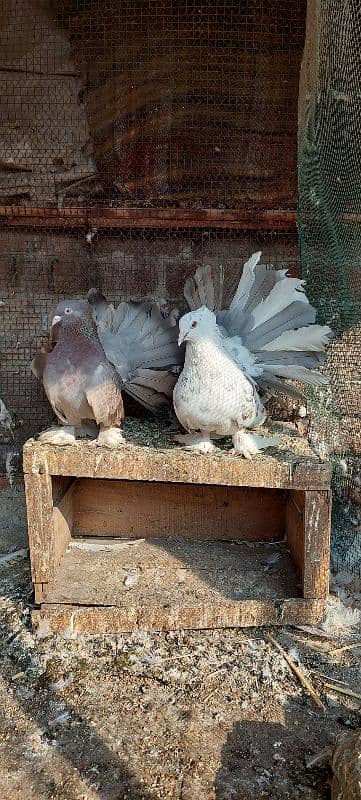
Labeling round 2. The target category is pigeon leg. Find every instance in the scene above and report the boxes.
[38,426,76,445]
[174,432,216,453]
[96,425,125,447]
[230,430,280,459]
[75,421,99,440]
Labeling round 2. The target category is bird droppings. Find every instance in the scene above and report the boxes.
[0,484,360,800]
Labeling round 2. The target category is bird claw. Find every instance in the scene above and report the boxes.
[231,431,280,459]
[174,433,215,454]
[96,427,125,448]
[38,426,76,446]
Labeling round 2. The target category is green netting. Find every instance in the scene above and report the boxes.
[298,0,361,584]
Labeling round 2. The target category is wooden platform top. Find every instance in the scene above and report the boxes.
[23,419,331,490]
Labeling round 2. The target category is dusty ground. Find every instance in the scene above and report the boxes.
[0,485,360,800]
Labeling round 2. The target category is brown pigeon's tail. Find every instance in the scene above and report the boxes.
[183,264,224,313]
[87,289,183,414]
[124,368,178,412]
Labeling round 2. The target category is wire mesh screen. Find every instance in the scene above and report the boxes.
[0,0,305,468]
[298,0,361,584]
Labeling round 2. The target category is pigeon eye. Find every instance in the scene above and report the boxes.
[191,320,197,328]
[64,307,72,315]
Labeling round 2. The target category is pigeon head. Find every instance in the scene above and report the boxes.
[51,299,96,339]
[178,306,218,345]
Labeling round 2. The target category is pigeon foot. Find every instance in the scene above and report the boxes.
[231,430,280,459]
[96,426,125,447]
[174,433,216,453]
[38,426,76,446]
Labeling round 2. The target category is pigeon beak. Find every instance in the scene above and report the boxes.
[178,331,186,346]
[51,315,62,329]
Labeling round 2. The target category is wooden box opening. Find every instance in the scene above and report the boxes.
[24,424,331,633]
[43,476,322,620]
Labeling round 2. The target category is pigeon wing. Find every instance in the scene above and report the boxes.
[85,362,124,427]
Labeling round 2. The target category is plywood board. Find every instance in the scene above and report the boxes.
[73,480,285,541]
[44,538,298,607]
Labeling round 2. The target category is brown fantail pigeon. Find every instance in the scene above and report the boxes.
[32,299,124,446]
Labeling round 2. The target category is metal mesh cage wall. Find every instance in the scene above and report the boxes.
[298,0,361,584]
[0,0,305,471]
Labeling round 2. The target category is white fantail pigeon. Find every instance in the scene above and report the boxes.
[173,252,332,458]
[86,289,183,413]
[32,300,125,446]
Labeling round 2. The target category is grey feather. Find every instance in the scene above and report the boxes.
[257,376,305,401]
[254,351,325,368]
[184,264,223,312]
[88,289,183,413]
[242,303,317,350]
[123,382,169,412]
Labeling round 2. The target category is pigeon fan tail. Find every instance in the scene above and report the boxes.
[87,288,115,332]
[130,368,177,398]
[184,264,224,312]
[215,252,332,395]
[261,325,332,353]
[261,365,330,386]
[123,382,171,413]
[87,290,183,413]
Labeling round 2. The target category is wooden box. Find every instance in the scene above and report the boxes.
[23,420,332,635]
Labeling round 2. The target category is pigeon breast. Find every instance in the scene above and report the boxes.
[173,338,259,436]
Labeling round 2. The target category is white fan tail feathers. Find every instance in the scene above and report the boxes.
[248,277,309,331]
[262,364,330,386]
[229,251,262,311]
[184,264,224,312]
[260,325,332,352]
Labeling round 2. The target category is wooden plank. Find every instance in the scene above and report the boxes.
[303,491,331,599]
[44,538,298,607]
[34,583,47,604]
[0,205,298,231]
[285,490,305,586]
[52,479,77,574]
[23,420,331,490]
[73,480,285,541]
[292,462,332,490]
[286,489,331,600]
[52,476,74,504]
[23,472,54,584]
[31,598,326,635]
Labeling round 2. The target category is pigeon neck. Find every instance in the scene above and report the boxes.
[60,317,98,343]
[185,335,220,363]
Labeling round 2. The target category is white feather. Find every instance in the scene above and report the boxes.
[249,278,309,330]
[262,365,329,385]
[262,325,332,352]
[229,251,262,311]
[222,336,263,378]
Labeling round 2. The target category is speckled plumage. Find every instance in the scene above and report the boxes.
[174,336,260,437]
[173,308,269,457]
[174,252,332,457]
